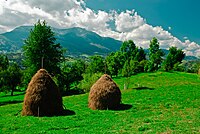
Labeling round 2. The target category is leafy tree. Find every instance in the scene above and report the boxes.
[0,54,9,71]
[120,40,137,61]
[163,46,185,71]
[120,40,146,75]
[23,20,64,81]
[106,51,125,77]
[147,37,164,72]
[54,59,86,94]
[122,60,131,77]
[0,63,22,96]
[78,72,103,93]
[129,59,139,74]
[134,47,146,62]
[137,60,148,73]
[86,55,105,74]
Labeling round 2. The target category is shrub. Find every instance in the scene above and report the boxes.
[78,73,103,93]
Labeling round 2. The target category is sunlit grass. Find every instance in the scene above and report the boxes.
[0,72,200,133]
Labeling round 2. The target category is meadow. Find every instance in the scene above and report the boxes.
[0,72,200,134]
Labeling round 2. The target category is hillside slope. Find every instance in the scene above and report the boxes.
[0,26,122,56]
[0,72,199,133]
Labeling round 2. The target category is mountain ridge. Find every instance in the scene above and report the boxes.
[0,26,122,56]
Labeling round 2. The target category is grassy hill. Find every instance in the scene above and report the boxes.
[0,72,200,133]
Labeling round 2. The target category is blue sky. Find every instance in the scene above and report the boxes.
[86,0,200,44]
[0,0,199,57]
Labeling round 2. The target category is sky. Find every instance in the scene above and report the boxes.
[0,0,200,57]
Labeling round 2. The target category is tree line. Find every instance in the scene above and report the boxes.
[0,20,188,95]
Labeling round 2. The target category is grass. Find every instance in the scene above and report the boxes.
[0,72,200,133]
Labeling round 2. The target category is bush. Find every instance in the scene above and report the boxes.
[78,73,103,93]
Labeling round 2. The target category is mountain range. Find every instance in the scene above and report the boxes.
[0,26,122,56]
[0,26,198,60]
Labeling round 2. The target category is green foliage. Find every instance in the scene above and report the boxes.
[146,37,164,72]
[78,72,103,92]
[105,51,124,77]
[179,60,200,73]
[119,40,146,76]
[0,54,9,71]
[86,55,105,74]
[23,20,64,80]
[120,40,137,60]
[0,63,22,95]
[54,59,86,94]
[122,60,131,77]
[135,47,146,62]
[163,46,185,71]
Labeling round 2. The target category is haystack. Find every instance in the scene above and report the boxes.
[198,68,200,74]
[22,69,64,116]
[88,74,121,110]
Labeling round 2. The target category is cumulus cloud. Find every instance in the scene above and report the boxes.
[114,10,145,32]
[0,0,199,57]
[64,7,110,32]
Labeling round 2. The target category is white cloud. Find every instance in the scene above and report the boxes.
[64,7,110,32]
[0,0,199,57]
[114,10,145,32]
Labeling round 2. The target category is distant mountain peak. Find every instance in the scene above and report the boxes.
[0,26,122,56]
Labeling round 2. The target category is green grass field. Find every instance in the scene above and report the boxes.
[0,72,200,134]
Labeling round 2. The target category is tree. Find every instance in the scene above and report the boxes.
[120,40,137,61]
[60,59,86,91]
[86,55,105,74]
[147,37,164,72]
[0,54,9,71]
[23,20,64,80]
[163,46,185,71]
[106,51,125,77]
[134,47,146,62]
[122,60,131,77]
[0,63,22,95]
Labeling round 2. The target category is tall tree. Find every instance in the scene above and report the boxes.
[23,20,64,78]
[106,51,124,77]
[163,46,185,71]
[120,40,137,61]
[134,47,146,62]
[147,37,164,72]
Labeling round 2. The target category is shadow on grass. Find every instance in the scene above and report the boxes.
[0,100,23,106]
[133,87,154,90]
[40,109,76,117]
[112,104,132,111]
[61,109,76,116]
[63,89,85,96]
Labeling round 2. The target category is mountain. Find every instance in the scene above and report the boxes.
[0,26,122,56]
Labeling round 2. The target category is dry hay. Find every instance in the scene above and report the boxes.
[88,74,121,110]
[198,68,200,74]
[22,69,64,116]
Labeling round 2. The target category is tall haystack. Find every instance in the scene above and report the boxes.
[88,74,121,110]
[198,68,200,74]
[22,69,64,116]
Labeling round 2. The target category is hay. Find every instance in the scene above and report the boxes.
[88,74,121,110]
[198,68,200,74]
[22,69,64,116]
